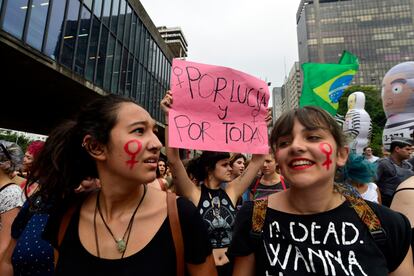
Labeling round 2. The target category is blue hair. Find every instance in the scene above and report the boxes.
[343,152,377,184]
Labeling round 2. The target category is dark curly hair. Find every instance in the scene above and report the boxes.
[191,151,230,182]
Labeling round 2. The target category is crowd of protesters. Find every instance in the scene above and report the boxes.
[0,91,413,276]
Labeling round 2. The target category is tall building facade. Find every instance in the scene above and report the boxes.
[271,87,283,122]
[297,0,414,87]
[0,0,173,134]
[157,26,188,58]
[284,62,302,110]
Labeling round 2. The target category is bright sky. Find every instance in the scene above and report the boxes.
[140,0,302,95]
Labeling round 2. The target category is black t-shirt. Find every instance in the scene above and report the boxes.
[43,197,211,276]
[197,184,237,249]
[228,200,411,275]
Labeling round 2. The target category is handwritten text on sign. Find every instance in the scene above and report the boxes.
[169,59,269,154]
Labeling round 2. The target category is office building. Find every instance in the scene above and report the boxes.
[296,0,414,87]
[158,26,188,59]
[0,0,173,135]
[284,62,302,109]
[271,86,283,122]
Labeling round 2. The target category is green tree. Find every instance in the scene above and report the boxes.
[337,85,386,156]
[0,130,33,152]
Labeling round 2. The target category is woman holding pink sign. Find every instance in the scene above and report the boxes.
[161,91,266,276]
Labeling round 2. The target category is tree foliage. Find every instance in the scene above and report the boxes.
[337,85,386,156]
[0,130,33,152]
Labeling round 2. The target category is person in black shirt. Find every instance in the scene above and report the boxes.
[228,106,413,275]
[161,91,265,276]
[0,95,216,276]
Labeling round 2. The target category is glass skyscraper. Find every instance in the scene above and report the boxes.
[0,0,172,132]
[297,0,414,87]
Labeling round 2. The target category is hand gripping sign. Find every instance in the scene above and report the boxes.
[169,59,270,154]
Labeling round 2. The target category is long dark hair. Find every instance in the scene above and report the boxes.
[28,94,136,203]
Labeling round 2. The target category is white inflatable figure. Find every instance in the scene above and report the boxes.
[343,92,372,154]
[382,62,414,150]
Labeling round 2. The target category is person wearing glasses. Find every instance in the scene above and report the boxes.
[0,141,24,260]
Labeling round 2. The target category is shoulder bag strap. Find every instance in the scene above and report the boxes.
[334,183,387,244]
[167,192,184,276]
[250,198,268,239]
[53,204,77,268]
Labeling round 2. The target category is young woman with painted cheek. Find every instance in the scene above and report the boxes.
[274,120,343,190]
[101,103,161,185]
[228,106,414,276]
[161,91,265,276]
[0,95,216,276]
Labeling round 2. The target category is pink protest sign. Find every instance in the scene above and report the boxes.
[169,59,269,154]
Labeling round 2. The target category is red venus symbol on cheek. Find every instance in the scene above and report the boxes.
[124,140,142,170]
[319,143,333,170]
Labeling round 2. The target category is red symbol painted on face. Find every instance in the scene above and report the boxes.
[124,140,142,170]
[319,143,333,170]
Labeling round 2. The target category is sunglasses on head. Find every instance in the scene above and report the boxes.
[0,143,12,161]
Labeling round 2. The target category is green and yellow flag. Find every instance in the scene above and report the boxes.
[299,51,359,115]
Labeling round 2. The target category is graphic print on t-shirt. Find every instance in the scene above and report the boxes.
[260,214,387,276]
[199,195,235,248]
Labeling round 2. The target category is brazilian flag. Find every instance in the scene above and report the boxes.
[299,51,359,115]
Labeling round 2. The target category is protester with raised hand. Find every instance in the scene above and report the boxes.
[161,91,265,276]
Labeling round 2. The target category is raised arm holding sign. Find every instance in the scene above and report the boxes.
[161,60,270,272]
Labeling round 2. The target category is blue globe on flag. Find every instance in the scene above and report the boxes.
[329,75,354,103]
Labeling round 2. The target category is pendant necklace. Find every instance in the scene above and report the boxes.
[94,184,147,258]
[208,190,221,219]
